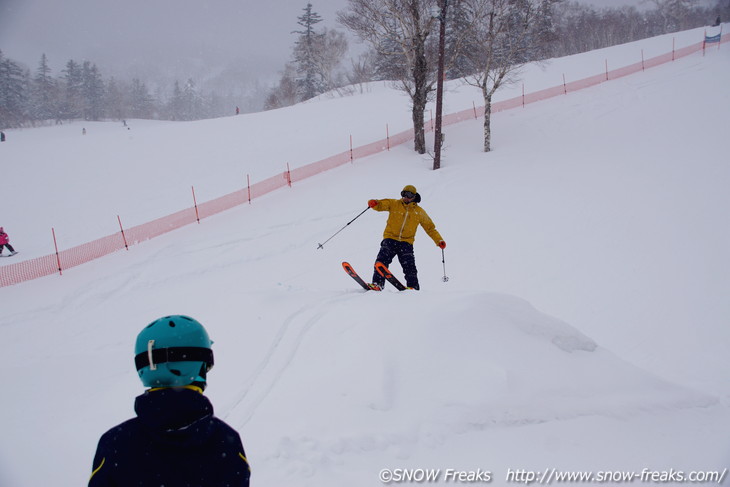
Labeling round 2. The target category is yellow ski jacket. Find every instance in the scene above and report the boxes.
[372,198,443,246]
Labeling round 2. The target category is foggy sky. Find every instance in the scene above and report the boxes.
[1,0,647,86]
[0,0,346,82]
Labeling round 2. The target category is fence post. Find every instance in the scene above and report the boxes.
[672,37,675,61]
[605,59,609,80]
[472,101,477,119]
[247,174,252,204]
[719,25,723,51]
[702,29,707,57]
[641,49,645,71]
[562,74,567,94]
[386,124,390,151]
[522,83,525,107]
[286,163,292,187]
[349,135,354,163]
[117,215,129,250]
[191,186,200,223]
[52,227,62,276]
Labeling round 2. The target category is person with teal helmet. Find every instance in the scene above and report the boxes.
[134,314,215,388]
[89,315,251,487]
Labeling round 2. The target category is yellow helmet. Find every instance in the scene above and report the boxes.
[401,185,421,203]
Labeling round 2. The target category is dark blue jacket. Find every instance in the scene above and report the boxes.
[89,387,250,487]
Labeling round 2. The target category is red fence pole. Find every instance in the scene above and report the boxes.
[719,25,723,51]
[247,174,252,204]
[286,163,292,187]
[117,215,129,250]
[52,227,62,276]
[702,29,707,57]
[191,186,200,223]
[522,83,525,107]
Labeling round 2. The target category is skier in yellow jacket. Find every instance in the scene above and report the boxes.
[367,185,445,290]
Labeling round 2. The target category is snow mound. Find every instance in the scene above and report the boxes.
[228,291,713,478]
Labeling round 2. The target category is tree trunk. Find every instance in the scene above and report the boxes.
[411,32,429,154]
[412,93,427,154]
[483,93,492,152]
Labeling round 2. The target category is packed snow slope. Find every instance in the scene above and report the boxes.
[1,27,729,486]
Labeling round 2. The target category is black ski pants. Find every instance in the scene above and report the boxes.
[372,238,419,290]
[0,243,15,254]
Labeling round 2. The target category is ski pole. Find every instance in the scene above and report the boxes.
[441,248,449,282]
[317,207,370,249]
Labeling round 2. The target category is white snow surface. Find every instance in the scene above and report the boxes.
[1,27,729,486]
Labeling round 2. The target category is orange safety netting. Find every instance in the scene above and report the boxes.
[1,35,724,288]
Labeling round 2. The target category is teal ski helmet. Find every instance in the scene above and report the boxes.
[134,315,214,389]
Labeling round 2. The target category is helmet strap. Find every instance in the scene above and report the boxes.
[135,346,214,372]
[147,340,157,370]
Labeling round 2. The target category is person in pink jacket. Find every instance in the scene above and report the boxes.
[0,227,18,256]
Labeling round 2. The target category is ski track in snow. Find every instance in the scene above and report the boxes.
[223,293,353,427]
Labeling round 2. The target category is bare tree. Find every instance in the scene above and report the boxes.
[314,28,350,94]
[346,52,379,93]
[264,64,300,110]
[338,0,444,154]
[457,0,558,152]
[645,0,695,32]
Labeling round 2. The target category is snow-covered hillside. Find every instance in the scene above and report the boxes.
[0,26,728,486]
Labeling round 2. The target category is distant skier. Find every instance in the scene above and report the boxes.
[88,315,251,487]
[0,227,18,256]
[367,185,445,290]
[0,131,5,142]
[236,106,240,115]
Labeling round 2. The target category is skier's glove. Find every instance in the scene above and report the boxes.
[368,199,378,208]
[438,240,446,249]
